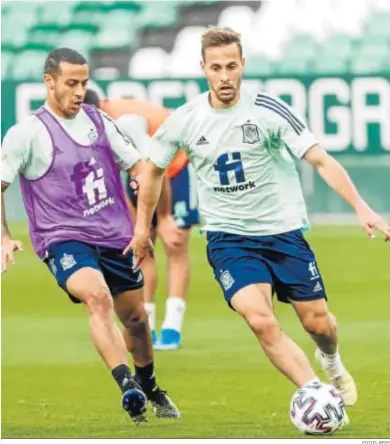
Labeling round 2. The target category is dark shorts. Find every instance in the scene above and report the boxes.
[44,241,144,303]
[206,230,327,308]
[127,165,200,230]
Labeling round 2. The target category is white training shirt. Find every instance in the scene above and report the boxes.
[114,114,152,158]
[148,89,318,236]
[1,104,141,183]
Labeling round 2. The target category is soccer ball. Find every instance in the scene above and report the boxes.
[290,381,348,435]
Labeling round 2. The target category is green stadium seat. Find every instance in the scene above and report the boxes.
[245,55,275,76]
[57,30,95,57]
[135,3,178,29]
[312,57,349,74]
[10,50,48,80]
[364,12,390,37]
[276,58,313,75]
[28,24,63,47]
[37,2,74,26]
[319,34,355,59]
[92,28,138,51]
[281,34,319,60]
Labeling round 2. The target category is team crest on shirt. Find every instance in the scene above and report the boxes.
[87,128,98,143]
[220,270,235,290]
[60,253,77,271]
[242,121,260,144]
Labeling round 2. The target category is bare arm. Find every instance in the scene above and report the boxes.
[1,181,11,239]
[304,144,390,239]
[136,161,165,235]
[304,145,363,209]
[156,174,172,218]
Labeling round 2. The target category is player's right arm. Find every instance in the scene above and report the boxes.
[125,111,183,266]
[1,124,28,272]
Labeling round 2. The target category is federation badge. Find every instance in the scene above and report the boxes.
[220,270,235,291]
[60,253,77,271]
[242,122,260,144]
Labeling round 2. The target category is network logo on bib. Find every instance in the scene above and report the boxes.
[71,157,116,217]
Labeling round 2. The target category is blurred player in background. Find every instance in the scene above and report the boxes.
[1,48,180,423]
[130,27,390,408]
[84,89,199,350]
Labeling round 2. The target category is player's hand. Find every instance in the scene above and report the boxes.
[129,176,140,195]
[157,215,185,250]
[355,200,390,241]
[123,229,154,269]
[1,236,23,273]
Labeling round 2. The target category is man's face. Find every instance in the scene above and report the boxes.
[45,62,89,118]
[201,43,245,106]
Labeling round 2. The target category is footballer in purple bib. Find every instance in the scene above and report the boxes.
[1,47,179,423]
[132,27,390,414]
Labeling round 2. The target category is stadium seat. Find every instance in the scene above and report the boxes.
[128,47,169,78]
[28,24,63,47]
[135,2,178,29]
[276,58,313,75]
[245,55,275,76]
[312,56,349,75]
[363,12,390,37]
[281,34,319,61]
[58,30,95,58]
[10,50,48,80]
[93,28,138,50]
[37,2,74,26]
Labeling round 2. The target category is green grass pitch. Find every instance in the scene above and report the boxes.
[2,224,390,438]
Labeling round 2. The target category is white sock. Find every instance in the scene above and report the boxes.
[161,297,186,332]
[144,302,156,331]
[320,348,343,368]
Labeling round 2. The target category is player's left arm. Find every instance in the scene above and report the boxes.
[304,145,390,241]
[262,94,390,241]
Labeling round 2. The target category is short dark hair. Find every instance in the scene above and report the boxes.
[44,47,87,75]
[84,89,101,108]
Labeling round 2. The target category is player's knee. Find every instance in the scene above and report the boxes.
[301,310,334,336]
[120,305,149,332]
[85,287,113,316]
[244,312,280,344]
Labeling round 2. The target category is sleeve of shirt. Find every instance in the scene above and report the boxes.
[148,111,183,170]
[256,94,318,159]
[1,123,31,184]
[114,114,152,159]
[100,110,141,171]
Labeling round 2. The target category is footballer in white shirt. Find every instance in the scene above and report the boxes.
[129,27,390,409]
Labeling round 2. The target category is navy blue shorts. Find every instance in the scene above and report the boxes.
[127,165,200,229]
[206,230,327,307]
[44,241,144,303]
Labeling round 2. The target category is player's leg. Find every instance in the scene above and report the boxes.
[114,289,180,418]
[99,246,180,418]
[46,241,147,423]
[230,283,317,386]
[156,228,190,349]
[157,165,199,349]
[291,297,357,406]
[207,232,317,387]
[264,229,357,405]
[141,226,158,343]
[126,180,158,344]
